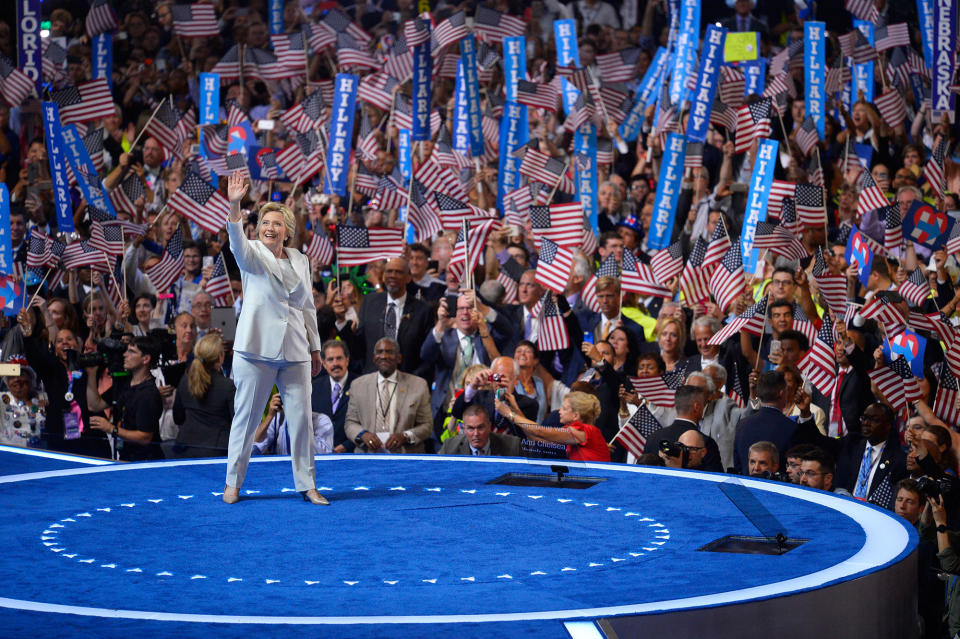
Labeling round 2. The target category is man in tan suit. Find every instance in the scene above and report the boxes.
[344,337,433,453]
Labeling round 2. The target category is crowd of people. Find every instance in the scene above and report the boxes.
[1,0,960,633]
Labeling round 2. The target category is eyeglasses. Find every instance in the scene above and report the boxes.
[874,172,889,178]
[799,470,823,478]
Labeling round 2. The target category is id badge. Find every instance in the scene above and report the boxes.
[63,402,84,440]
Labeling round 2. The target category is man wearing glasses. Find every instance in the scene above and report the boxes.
[798,448,851,497]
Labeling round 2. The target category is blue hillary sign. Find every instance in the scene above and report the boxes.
[61,124,117,217]
[575,126,598,234]
[743,58,766,97]
[917,0,934,71]
[902,200,955,250]
[687,26,725,144]
[649,133,687,251]
[853,20,874,104]
[620,47,668,142]
[92,34,113,90]
[0,185,11,277]
[883,329,927,377]
[804,22,826,139]
[398,129,411,181]
[411,24,432,142]
[460,34,484,156]
[554,19,581,122]
[269,0,283,34]
[41,102,74,233]
[932,0,956,115]
[503,37,525,103]
[453,60,469,155]
[325,73,358,196]
[199,73,220,125]
[743,138,778,274]
[498,102,528,213]
[670,0,699,105]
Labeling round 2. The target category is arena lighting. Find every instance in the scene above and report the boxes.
[40,30,50,38]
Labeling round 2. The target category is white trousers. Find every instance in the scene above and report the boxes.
[225,354,316,492]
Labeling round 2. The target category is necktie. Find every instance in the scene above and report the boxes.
[524,313,533,339]
[377,379,393,433]
[601,321,611,341]
[461,335,474,367]
[331,382,341,414]
[829,370,847,437]
[738,16,747,32]
[473,448,479,456]
[853,445,873,499]
[384,302,397,340]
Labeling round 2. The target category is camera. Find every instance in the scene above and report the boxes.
[66,338,129,375]
[491,373,503,383]
[917,475,953,501]
[659,439,686,457]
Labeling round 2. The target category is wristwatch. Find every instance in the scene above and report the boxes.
[937,524,948,533]
[354,429,367,447]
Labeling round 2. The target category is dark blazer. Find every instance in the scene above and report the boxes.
[835,431,907,508]
[340,292,434,379]
[173,372,236,456]
[407,279,447,304]
[733,406,824,474]
[503,302,585,386]
[584,312,646,344]
[439,431,521,457]
[836,344,874,436]
[451,389,539,438]
[642,419,724,473]
[311,372,354,452]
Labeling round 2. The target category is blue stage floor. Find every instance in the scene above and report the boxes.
[0,454,915,638]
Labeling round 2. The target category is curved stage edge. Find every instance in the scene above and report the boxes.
[0,453,918,639]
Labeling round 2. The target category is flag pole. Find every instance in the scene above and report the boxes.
[102,255,122,298]
[238,44,244,95]
[334,225,341,293]
[25,267,53,310]
[129,98,168,152]
[816,146,828,243]
[545,156,572,205]
[775,102,790,143]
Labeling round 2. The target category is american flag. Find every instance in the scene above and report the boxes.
[857,169,891,215]
[275,130,324,185]
[145,99,195,154]
[211,45,242,78]
[630,370,684,408]
[429,11,465,50]
[432,127,471,170]
[82,127,106,174]
[280,89,326,134]
[679,237,715,304]
[595,48,641,83]
[798,309,838,397]
[718,67,746,108]
[877,203,902,252]
[838,29,877,65]
[875,88,906,128]
[354,163,380,196]
[684,142,704,170]
[404,17,431,48]
[734,98,772,154]
[383,33,413,82]
[101,255,125,310]
[171,4,220,38]
[874,23,910,51]
[85,0,117,37]
[826,65,852,94]
[581,254,619,313]
[923,137,948,200]
[843,0,879,26]
[530,203,583,248]
[201,124,229,156]
[337,34,380,70]
[321,8,372,48]
[496,257,526,305]
[254,147,281,180]
[357,72,400,111]
[205,252,232,305]
[709,241,745,313]
[110,173,146,216]
[304,22,336,54]
[564,91,596,132]
[779,198,801,236]
[795,117,820,156]
[869,356,923,412]
[650,241,684,282]
[42,38,68,83]
[899,267,930,307]
[472,6,525,44]
[808,152,825,187]
[89,219,124,256]
[146,228,185,292]
[62,240,107,270]
[762,72,792,101]
[794,183,826,227]
[357,114,380,163]
[710,96,738,133]
[26,230,54,269]
[519,148,574,193]
[51,79,114,123]
[812,247,848,316]
[618,404,661,455]
[909,310,956,348]
[370,170,408,211]
[768,180,797,217]
[703,220,732,268]
[861,295,907,338]
[621,251,671,298]
[335,225,404,266]
[709,298,769,346]
[408,181,443,242]
[245,46,287,81]
[168,170,230,234]
[432,192,488,230]
[449,219,499,282]
[535,238,575,294]
[516,80,558,112]
[934,364,960,428]
[536,292,570,352]
[271,31,308,76]
[302,232,335,266]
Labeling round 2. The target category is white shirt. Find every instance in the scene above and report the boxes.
[522,305,540,342]
[862,440,887,494]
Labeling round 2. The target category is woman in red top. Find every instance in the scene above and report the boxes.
[496,391,611,462]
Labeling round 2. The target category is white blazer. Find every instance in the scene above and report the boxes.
[227,220,321,361]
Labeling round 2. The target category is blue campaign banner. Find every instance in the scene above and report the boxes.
[917,0,935,71]
[92,34,113,90]
[0,185,11,277]
[845,224,874,288]
[852,20,874,104]
[199,73,220,125]
[411,24,433,142]
[0,275,23,315]
[460,34,484,156]
[497,102,528,213]
[932,0,956,115]
[17,0,41,90]
[743,58,766,96]
[620,46,669,142]
[325,73,358,196]
[883,329,927,377]
[687,26,725,144]
[553,20,579,68]
[670,0,699,106]
[852,142,873,170]
[804,22,826,139]
[41,102,74,233]
[398,129,412,181]
[61,124,117,217]
[742,138,778,274]
[649,133,687,251]
[269,0,283,35]
[453,60,469,155]
[575,125,599,234]
[503,37,525,103]
[902,200,955,250]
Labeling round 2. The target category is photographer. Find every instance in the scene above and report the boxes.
[658,430,712,471]
[924,493,958,638]
[910,424,960,531]
[86,337,164,461]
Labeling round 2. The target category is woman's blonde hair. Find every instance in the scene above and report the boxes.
[187,333,224,399]
[565,391,601,425]
[656,316,687,353]
[256,202,297,246]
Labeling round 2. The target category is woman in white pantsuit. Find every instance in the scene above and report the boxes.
[223,174,328,505]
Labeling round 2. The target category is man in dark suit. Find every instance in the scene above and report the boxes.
[337,257,434,379]
[733,371,823,473]
[407,243,446,303]
[439,404,521,456]
[311,340,354,453]
[835,402,907,510]
[830,322,875,437]
[643,385,724,472]
[720,0,769,37]
[584,276,645,344]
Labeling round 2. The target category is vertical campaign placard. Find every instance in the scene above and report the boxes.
[92,34,113,90]
[325,73,358,196]
[917,0,935,71]
[853,20,874,104]
[498,102,529,212]
[687,26,725,144]
[743,58,766,96]
[411,23,433,142]
[453,60,470,156]
[575,126,599,233]
[620,46,668,142]
[61,124,117,216]
[503,37,525,102]
[804,22,825,139]
[269,0,284,35]
[460,34,484,156]
[670,0,700,105]
[41,102,74,233]
[199,73,220,125]
[648,133,687,251]
[553,19,581,117]
[0,185,10,277]
[932,0,956,116]
[18,0,41,89]
[398,129,412,181]
[743,138,779,274]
